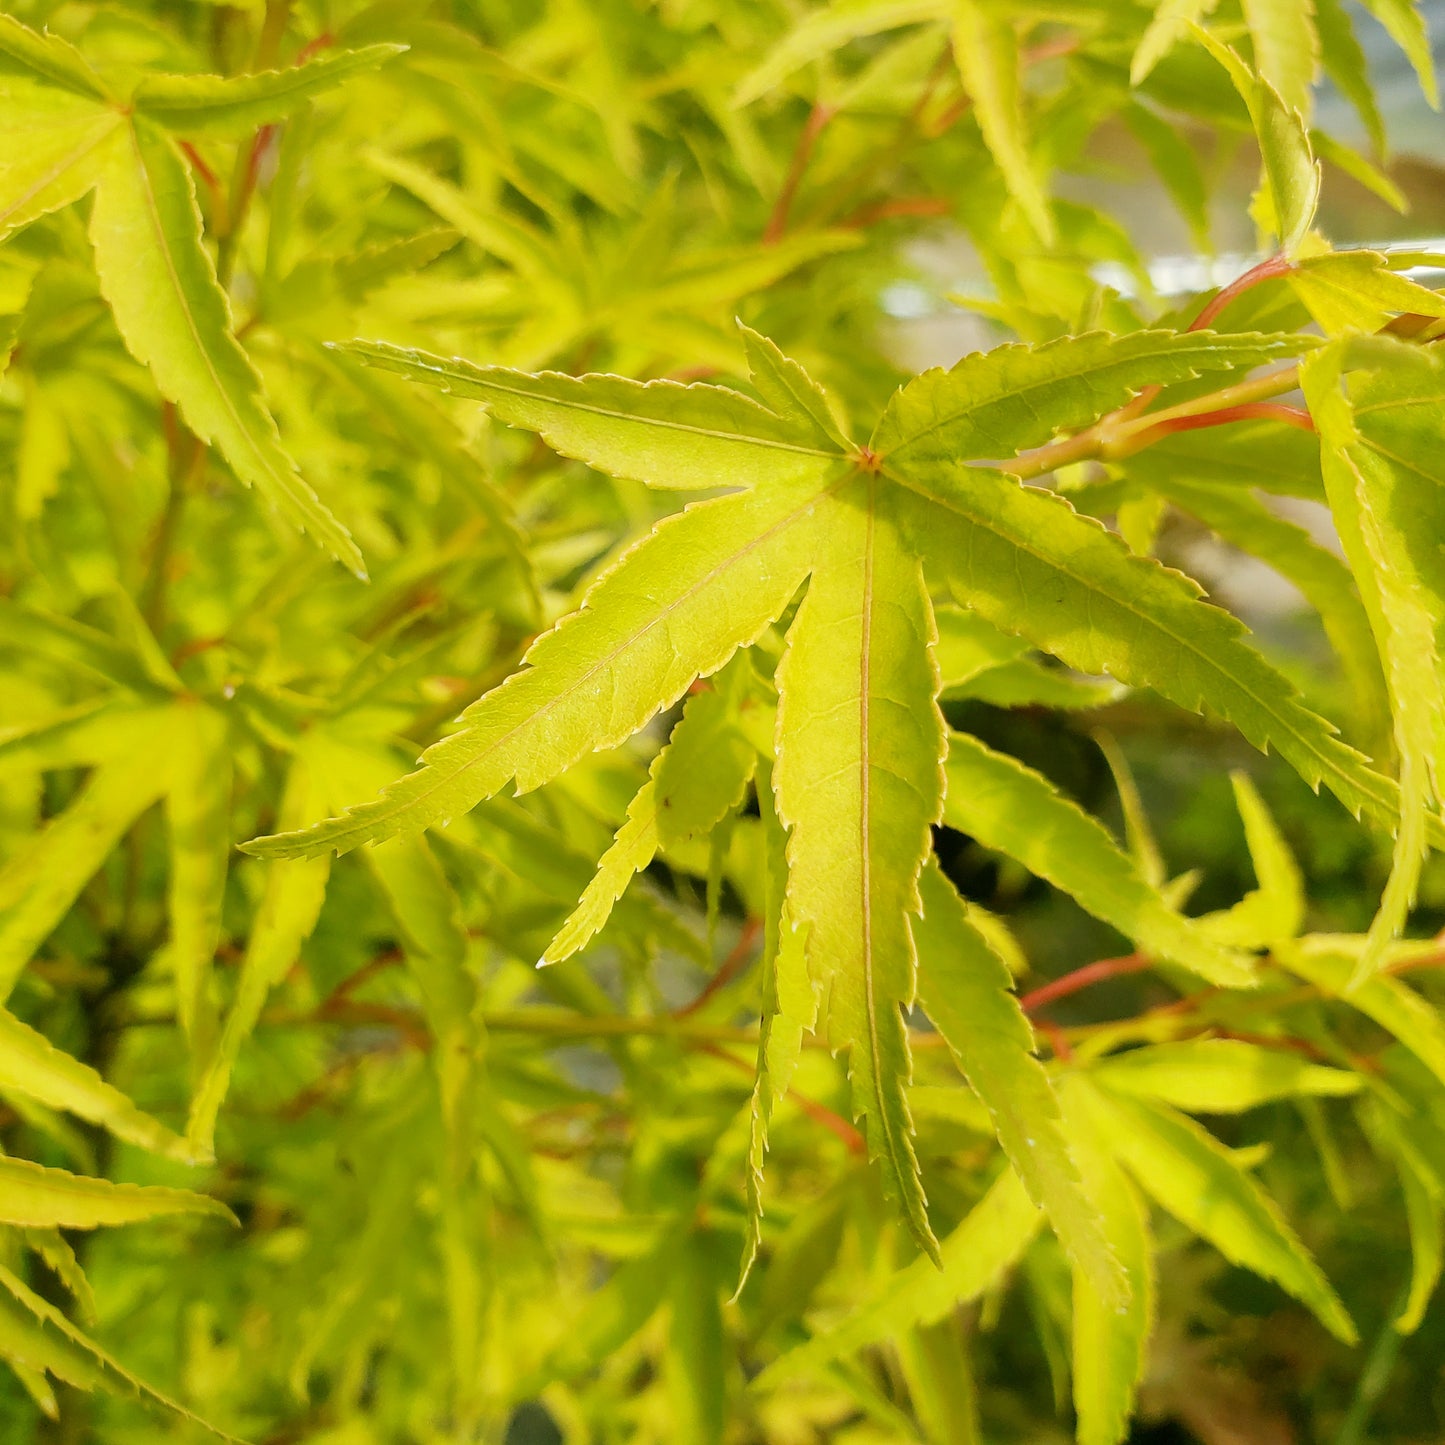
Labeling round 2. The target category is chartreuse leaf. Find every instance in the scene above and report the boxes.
[913,862,1124,1311]
[132,43,405,134]
[668,1234,726,1445]
[0,1009,194,1164]
[0,1264,236,1438]
[1094,731,1166,889]
[543,657,756,966]
[1358,0,1438,107]
[731,0,946,107]
[1132,0,1217,84]
[1362,1102,1443,1333]
[1315,0,1385,156]
[1190,24,1319,251]
[337,339,845,489]
[1142,473,1389,748]
[89,118,364,575]
[740,765,816,1289]
[23,1229,94,1321]
[187,754,330,1154]
[0,78,120,241]
[1289,252,1445,335]
[245,471,825,859]
[941,730,1254,985]
[0,1155,229,1230]
[951,0,1053,244]
[892,456,1413,846]
[754,1166,1041,1387]
[1242,0,1320,116]
[872,329,1307,471]
[166,704,231,1063]
[1092,1039,1360,1112]
[1201,772,1307,947]
[0,750,175,1000]
[934,604,1029,686]
[1277,939,1445,1088]
[740,321,852,451]
[0,14,108,98]
[1076,1080,1357,1342]
[1303,342,1445,980]
[773,475,942,1259]
[1057,1077,1153,1445]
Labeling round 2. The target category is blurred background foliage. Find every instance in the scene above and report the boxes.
[3,0,1445,1442]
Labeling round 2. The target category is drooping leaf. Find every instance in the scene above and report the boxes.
[913,862,1124,1310]
[132,44,406,134]
[1314,0,1385,155]
[1077,1080,1357,1342]
[1357,0,1438,107]
[773,476,943,1259]
[89,118,364,575]
[941,729,1254,985]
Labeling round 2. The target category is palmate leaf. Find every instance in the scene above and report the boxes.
[248,325,1406,1261]
[0,14,376,573]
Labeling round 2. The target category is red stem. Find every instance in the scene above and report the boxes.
[1019,952,1154,1015]
[1188,252,1297,333]
[1139,401,1316,439]
[765,104,834,244]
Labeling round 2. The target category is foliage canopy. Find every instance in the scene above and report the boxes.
[3,0,1445,1440]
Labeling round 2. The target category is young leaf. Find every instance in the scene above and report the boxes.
[941,729,1254,985]
[773,476,943,1259]
[1077,1081,1357,1342]
[913,862,1125,1310]
[0,1156,230,1230]
[89,119,364,575]
[1190,24,1320,251]
[337,339,845,489]
[1289,252,1445,335]
[132,44,406,134]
